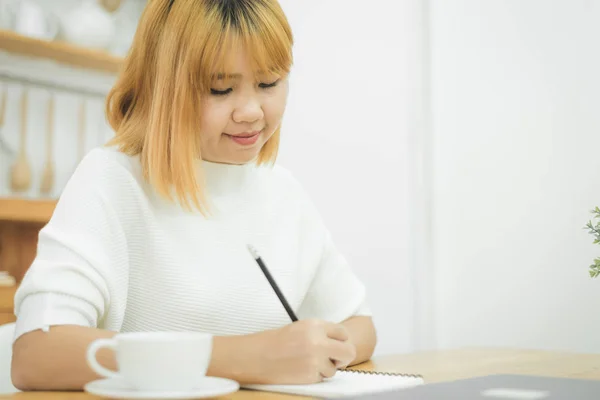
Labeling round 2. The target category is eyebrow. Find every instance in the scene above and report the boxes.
[211,71,271,80]
[212,73,242,80]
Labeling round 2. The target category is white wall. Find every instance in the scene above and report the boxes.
[1,0,426,356]
[278,0,428,355]
[431,0,600,353]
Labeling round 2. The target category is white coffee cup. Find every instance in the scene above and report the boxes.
[86,331,213,391]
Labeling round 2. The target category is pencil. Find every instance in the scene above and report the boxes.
[247,244,298,322]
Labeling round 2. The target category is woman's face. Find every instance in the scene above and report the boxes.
[199,47,289,165]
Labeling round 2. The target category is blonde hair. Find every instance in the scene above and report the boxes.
[105,0,293,214]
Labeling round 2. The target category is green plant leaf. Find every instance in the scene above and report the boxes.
[585,207,600,279]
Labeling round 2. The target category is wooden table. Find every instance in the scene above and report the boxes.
[4,348,600,399]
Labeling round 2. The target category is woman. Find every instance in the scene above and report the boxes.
[11,0,376,390]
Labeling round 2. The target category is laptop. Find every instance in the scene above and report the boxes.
[338,374,600,399]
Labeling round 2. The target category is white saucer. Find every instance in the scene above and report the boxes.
[84,376,240,399]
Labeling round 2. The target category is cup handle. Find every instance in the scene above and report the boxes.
[86,338,120,379]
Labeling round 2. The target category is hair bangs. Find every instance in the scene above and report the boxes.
[191,0,294,92]
[239,3,294,80]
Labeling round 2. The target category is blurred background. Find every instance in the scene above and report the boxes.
[1,0,600,358]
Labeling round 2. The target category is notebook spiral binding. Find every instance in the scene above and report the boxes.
[341,368,423,379]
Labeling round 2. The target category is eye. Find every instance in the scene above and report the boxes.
[210,88,233,96]
[259,80,279,89]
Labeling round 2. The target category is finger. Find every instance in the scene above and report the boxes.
[320,358,337,379]
[306,370,323,384]
[325,338,356,366]
[334,358,350,370]
[324,322,349,342]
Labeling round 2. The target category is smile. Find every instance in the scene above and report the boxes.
[224,130,262,146]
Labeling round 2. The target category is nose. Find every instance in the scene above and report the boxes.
[232,95,264,124]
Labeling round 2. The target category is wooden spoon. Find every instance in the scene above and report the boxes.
[99,0,122,13]
[0,86,6,128]
[10,88,31,193]
[0,86,9,154]
[40,94,54,195]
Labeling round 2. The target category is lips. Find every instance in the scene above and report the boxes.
[224,130,262,146]
[230,131,260,138]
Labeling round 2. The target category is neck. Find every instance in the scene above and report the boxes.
[197,159,256,197]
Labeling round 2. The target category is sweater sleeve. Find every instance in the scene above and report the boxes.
[296,228,372,322]
[13,150,129,341]
[291,178,372,323]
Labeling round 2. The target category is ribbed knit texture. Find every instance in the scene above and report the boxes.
[13,147,370,340]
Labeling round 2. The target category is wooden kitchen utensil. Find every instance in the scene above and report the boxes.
[10,88,32,193]
[99,0,122,13]
[0,86,6,128]
[0,85,9,154]
[40,94,55,195]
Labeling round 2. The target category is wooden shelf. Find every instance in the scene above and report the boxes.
[0,285,17,324]
[0,29,123,74]
[0,198,56,224]
[0,285,16,312]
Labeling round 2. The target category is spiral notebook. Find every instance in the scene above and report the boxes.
[243,368,424,398]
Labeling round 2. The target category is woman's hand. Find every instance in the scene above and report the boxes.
[248,319,356,384]
[11,320,359,390]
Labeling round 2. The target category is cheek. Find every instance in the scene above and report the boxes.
[264,89,288,124]
[200,101,231,137]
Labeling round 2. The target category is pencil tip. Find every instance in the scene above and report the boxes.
[247,244,259,259]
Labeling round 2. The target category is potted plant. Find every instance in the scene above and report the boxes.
[585,207,600,278]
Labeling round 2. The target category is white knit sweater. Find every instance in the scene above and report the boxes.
[13,147,370,340]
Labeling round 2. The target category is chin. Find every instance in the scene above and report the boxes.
[223,150,261,165]
[235,154,260,165]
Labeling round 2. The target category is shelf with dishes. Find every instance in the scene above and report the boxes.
[0,3,128,206]
[0,28,123,74]
[0,1,140,73]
